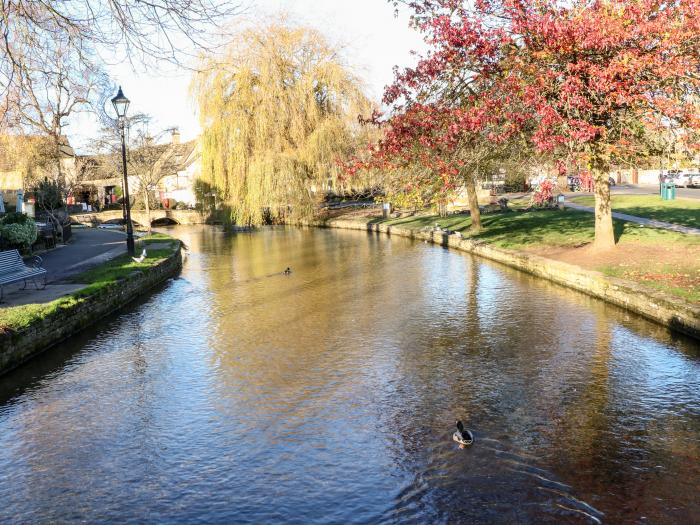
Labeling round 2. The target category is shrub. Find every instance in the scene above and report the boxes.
[532,179,556,207]
[33,179,64,211]
[0,214,38,249]
[1,212,32,225]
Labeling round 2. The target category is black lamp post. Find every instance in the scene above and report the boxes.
[111,86,135,256]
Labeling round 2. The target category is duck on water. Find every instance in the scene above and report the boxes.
[453,420,474,448]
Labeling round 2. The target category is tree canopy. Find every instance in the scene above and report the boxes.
[193,23,376,225]
[1,0,241,131]
[365,0,700,248]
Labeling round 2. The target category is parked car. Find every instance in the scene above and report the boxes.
[671,172,693,187]
[687,172,700,188]
[660,169,680,184]
[567,175,581,191]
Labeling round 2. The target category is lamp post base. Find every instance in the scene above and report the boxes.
[126,232,135,256]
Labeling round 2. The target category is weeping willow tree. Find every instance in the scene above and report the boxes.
[192,23,376,225]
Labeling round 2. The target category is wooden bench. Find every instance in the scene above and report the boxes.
[0,250,47,301]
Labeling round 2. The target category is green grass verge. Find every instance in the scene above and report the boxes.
[0,235,179,333]
[569,195,700,229]
[0,296,83,334]
[69,248,176,294]
[378,208,699,250]
[140,232,177,244]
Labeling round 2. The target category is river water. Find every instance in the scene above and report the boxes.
[0,226,699,524]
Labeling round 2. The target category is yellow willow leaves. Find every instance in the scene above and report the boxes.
[192,23,375,226]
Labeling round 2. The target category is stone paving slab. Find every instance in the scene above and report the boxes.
[1,284,86,307]
[564,201,700,236]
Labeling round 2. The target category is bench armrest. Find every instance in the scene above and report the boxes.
[29,255,43,268]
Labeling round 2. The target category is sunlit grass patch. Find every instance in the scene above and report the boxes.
[570,195,700,229]
[378,207,699,250]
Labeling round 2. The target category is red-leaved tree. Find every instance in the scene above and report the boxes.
[392,0,700,249]
[355,1,532,231]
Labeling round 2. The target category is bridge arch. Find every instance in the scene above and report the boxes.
[151,217,180,226]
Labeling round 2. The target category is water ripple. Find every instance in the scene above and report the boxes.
[0,225,698,524]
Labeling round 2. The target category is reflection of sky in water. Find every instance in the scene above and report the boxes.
[0,225,698,524]
[611,326,700,414]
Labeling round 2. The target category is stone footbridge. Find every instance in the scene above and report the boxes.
[71,209,210,226]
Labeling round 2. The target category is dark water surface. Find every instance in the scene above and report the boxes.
[1,226,699,524]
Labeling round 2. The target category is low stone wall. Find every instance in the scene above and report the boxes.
[317,217,700,339]
[0,246,183,375]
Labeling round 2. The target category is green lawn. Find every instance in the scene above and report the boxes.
[70,248,176,295]
[0,234,179,333]
[569,195,700,229]
[379,207,699,250]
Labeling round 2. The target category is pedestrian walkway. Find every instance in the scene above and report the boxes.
[0,227,131,307]
[40,227,128,282]
[564,201,700,236]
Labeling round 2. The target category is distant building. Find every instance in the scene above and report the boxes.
[75,130,200,209]
[159,132,200,207]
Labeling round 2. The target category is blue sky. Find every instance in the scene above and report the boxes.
[69,0,424,152]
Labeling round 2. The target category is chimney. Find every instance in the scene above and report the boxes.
[171,128,181,145]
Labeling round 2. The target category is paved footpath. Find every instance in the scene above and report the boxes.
[564,201,700,236]
[1,228,129,307]
[39,227,128,282]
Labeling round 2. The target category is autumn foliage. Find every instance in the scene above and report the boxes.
[359,0,700,248]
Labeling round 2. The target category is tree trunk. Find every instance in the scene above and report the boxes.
[465,173,482,231]
[592,168,615,250]
[144,190,151,234]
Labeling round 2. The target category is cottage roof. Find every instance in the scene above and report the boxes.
[77,139,198,182]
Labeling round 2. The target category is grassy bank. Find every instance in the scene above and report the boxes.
[0,234,180,334]
[342,207,700,304]
[569,195,700,229]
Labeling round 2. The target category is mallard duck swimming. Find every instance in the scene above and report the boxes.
[453,420,474,447]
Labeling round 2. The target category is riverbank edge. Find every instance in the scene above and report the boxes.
[0,245,183,376]
[305,216,700,339]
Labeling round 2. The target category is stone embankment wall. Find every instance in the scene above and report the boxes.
[0,246,183,376]
[317,218,700,339]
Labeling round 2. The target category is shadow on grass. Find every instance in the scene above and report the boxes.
[468,210,596,249]
[619,205,699,229]
[363,207,695,249]
[571,195,700,229]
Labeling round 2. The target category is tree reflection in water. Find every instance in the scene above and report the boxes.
[0,226,697,524]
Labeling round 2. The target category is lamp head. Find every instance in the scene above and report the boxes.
[111,86,130,119]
